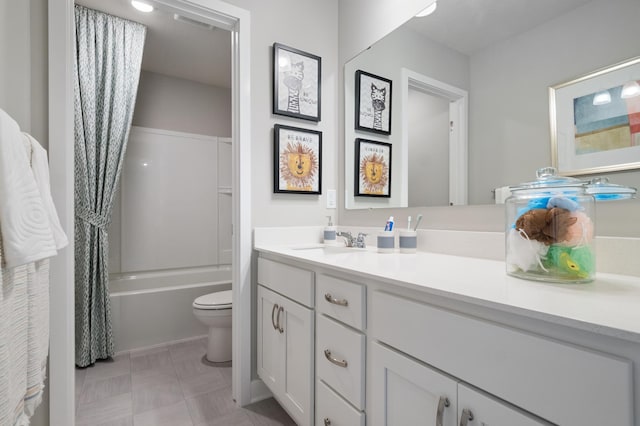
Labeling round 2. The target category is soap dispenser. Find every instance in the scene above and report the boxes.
[324,216,337,245]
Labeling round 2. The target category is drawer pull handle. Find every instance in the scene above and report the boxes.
[277,306,284,333]
[324,293,349,306]
[459,408,474,426]
[324,349,348,368]
[436,396,450,426]
[323,418,331,426]
[271,304,279,330]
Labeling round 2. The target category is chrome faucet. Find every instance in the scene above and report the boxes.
[337,231,368,248]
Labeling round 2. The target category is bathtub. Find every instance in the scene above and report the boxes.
[109,266,232,353]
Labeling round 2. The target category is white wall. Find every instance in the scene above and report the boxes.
[469,0,640,205]
[223,0,339,228]
[132,70,232,137]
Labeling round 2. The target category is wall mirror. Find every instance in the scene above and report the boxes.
[344,0,640,210]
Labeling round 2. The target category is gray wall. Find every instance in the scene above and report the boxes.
[408,88,449,207]
[0,0,49,424]
[132,70,232,137]
[224,0,340,228]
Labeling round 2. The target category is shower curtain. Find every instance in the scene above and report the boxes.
[73,5,146,367]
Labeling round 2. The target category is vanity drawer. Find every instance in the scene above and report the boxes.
[316,380,365,426]
[371,291,633,426]
[317,274,365,330]
[316,314,365,410]
[257,257,314,307]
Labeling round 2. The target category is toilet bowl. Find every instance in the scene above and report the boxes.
[192,290,232,362]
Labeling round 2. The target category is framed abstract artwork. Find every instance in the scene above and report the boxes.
[274,124,322,194]
[355,138,391,197]
[273,43,321,122]
[550,56,640,175]
[355,70,392,135]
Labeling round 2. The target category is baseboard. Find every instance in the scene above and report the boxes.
[114,334,208,356]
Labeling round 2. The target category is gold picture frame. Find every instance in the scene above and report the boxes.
[550,56,640,176]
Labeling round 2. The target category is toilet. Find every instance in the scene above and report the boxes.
[192,290,232,363]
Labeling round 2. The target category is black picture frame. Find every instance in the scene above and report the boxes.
[355,70,392,135]
[354,138,391,197]
[273,43,322,122]
[274,124,322,194]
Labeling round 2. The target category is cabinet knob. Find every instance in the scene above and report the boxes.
[436,396,450,426]
[324,293,349,307]
[323,418,331,426]
[277,306,284,333]
[459,408,474,426]
[271,304,279,331]
[324,349,348,368]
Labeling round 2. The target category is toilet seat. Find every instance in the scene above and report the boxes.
[193,290,232,310]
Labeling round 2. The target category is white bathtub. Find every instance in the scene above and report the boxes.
[109,266,232,353]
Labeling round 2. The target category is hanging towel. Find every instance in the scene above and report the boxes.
[0,109,67,424]
[23,133,68,250]
[0,109,66,268]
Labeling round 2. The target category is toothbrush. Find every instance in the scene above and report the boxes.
[407,216,412,230]
[413,214,423,231]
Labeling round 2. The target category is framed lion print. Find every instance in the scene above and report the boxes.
[355,138,391,197]
[274,124,322,194]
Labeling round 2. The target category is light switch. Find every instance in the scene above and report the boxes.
[327,189,336,209]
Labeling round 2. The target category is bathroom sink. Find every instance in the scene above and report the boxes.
[290,244,367,255]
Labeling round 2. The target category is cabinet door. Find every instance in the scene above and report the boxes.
[457,384,552,426]
[371,342,457,426]
[279,294,315,426]
[257,285,284,393]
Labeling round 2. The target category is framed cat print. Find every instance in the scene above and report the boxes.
[274,124,322,194]
[273,43,322,122]
[355,70,392,135]
[355,138,391,197]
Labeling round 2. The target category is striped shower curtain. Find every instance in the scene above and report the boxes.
[73,5,146,367]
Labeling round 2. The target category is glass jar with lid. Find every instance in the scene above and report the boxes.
[505,167,596,283]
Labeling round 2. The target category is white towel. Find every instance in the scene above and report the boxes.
[0,108,64,268]
[24,133,68,250]
[0,109,67,424]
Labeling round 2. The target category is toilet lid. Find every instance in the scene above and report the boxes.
[193,290,232,310]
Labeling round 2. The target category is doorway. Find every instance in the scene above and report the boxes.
[400,68,468,207]
[48,1,251,424]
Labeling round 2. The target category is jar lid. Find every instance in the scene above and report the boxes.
[584,177,637,201]
[510,167,585,192]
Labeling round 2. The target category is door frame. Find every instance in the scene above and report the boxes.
[400,68,468,206]
[48,1,252,424]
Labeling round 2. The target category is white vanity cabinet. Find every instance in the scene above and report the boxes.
[254,245,638,426]
[315,274,367,425]
[370,342,550,426]
[370,291,633,426]
[257,258,315,426]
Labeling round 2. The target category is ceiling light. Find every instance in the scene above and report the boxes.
[592,90,611,106]
[416,1,437,17]
[131,0,153,13]
[621,80,640,99]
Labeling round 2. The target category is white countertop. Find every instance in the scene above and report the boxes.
[254,242,640,344]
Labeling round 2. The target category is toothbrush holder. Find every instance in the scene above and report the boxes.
[399,230,417,253]
[377,230,395,253]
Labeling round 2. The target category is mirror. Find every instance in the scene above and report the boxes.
[344,0,640,209]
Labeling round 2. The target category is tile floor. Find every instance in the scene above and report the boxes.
[75,337,296,426]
